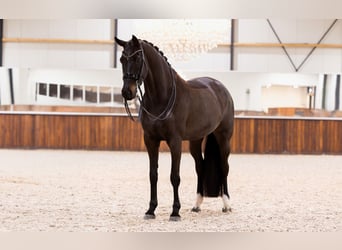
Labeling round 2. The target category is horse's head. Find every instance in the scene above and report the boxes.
[115,35,146,101]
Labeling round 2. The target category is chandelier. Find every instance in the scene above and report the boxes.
[136,19,229,61]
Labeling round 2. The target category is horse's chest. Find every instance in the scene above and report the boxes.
[141,119,173,139]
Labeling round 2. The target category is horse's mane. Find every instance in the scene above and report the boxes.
[141,39,171,67]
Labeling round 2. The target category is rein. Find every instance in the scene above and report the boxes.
[138,68,176,121]
[123,44,177,122]
[124,99,137,121]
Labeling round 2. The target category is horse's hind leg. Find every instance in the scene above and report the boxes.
[189,138,204,212]
[213,130,232,213]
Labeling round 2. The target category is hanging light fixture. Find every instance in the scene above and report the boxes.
[136,19,229,61]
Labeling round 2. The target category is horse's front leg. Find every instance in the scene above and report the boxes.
[144,134,160,219]
[167,137,182,221]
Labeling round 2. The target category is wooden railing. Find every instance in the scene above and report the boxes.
[3,37,342,49]
[2,37,114,45]
[231,117,342,154]
[219,43,342,49]
[1,112,342,154]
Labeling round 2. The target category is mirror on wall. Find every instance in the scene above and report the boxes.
[0,67,130,113]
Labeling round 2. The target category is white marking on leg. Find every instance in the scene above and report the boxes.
[195,193,203,208]
[222,194,232,212]
[191,193,203,212]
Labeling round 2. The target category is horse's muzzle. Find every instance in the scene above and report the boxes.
[121,82,137,101]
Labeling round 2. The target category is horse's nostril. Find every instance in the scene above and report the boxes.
[122,88,133,100]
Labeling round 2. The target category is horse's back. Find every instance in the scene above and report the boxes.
[187,77,231,99]
[187,76,224,88]
[186,76,233,112]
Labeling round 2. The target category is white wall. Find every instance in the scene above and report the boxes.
[117,19,342,73]
[261,86,308,112]
[0,67,321,111]
[325,74,340,111]
[315,74,342,111]
[1,19,342,111]
[0,68,10,104]
[182,71,319,111]
[3,20,114,69]
[2,19,342,72]
[236,19,342,73]
[0,68,43,104]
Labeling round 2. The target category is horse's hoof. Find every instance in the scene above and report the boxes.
[222,207,232,213]
[191,207,201,213]
[144,213,156,220]
[169,215,181,222]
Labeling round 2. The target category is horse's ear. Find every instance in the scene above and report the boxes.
[132,35,140,45]
[115,37,127,47]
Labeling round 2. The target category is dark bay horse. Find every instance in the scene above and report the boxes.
[115,35,234,221]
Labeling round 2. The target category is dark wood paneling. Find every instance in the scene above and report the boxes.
[253,119,285,153]
[35,115,68,148]
[231,118,255,153]
[284,119,324,154]
[324,120,342,154]
[1,114,342,154]
[0,114,35,148]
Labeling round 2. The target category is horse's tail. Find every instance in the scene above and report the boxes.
[202,133,223,197]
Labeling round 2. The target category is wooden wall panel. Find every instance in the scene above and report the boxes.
[1,114,342,154]
[83,116,114,150]
[35,116,64,148]
[113,116,144,151]
[231,118,255,153]
[68,116,86,149]
[284,120,324,154]
[324,120,342,154]
[0,115,10,147]
[0,114,35,148]
[253,119,285,153]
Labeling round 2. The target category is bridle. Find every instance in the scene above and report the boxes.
[121,49,144,85]
[121,44,176,122]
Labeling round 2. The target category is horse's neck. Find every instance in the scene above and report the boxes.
[143,48,174,105]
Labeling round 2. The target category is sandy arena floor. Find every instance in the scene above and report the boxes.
[0,149,341,232]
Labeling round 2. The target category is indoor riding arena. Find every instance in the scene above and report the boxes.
[1,19,342,232]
